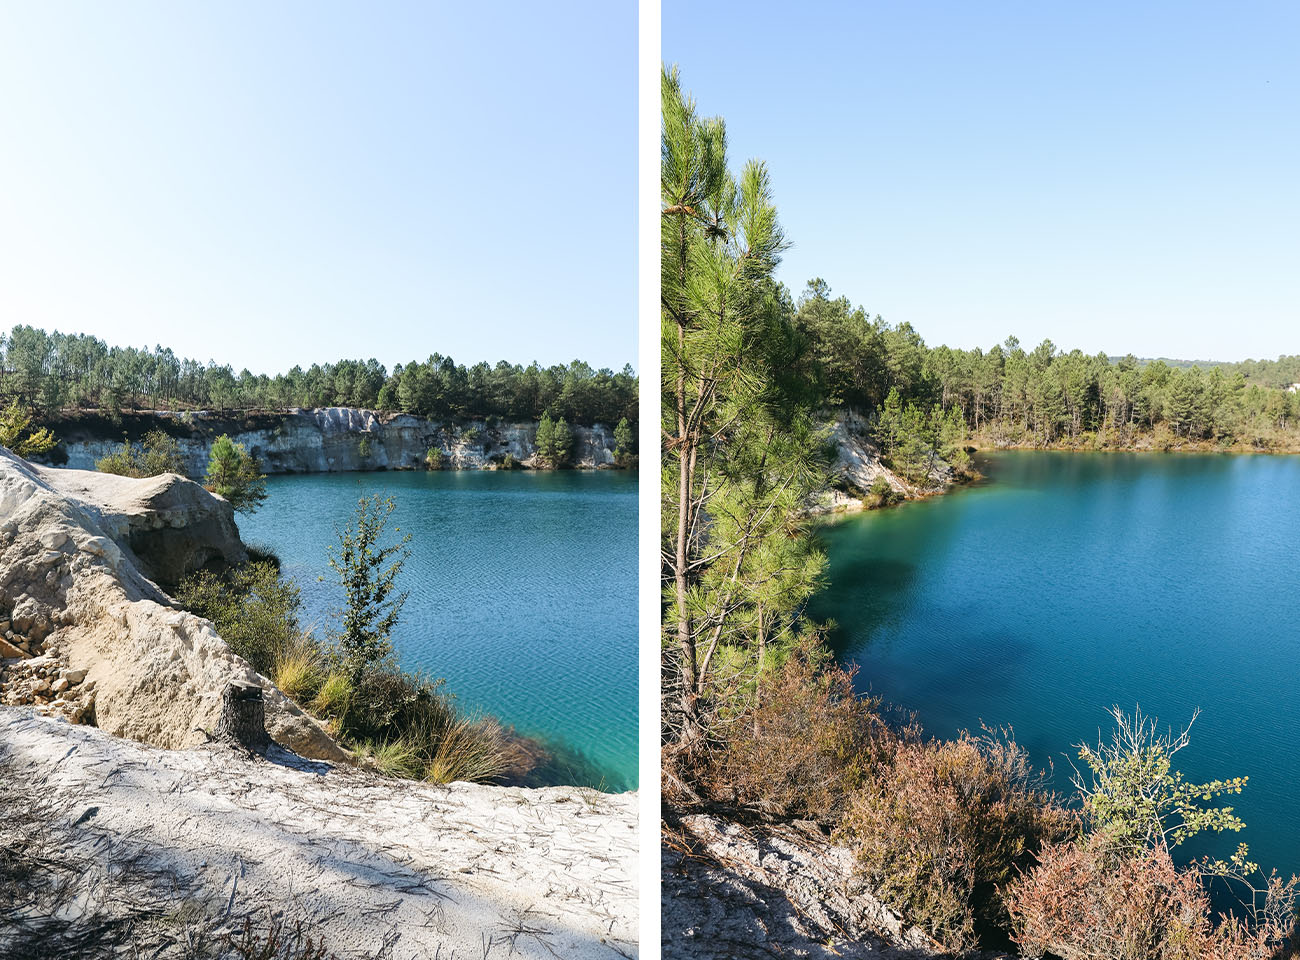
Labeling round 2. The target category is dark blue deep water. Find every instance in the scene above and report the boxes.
[239,470,637,791]
[811,451,1300,875]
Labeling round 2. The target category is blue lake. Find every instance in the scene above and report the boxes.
[239,470,638,791]
[810,451,1300,875]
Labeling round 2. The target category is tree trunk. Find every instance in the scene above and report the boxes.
[215,681,270,753]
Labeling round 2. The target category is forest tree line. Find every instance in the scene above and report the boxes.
[0,325,637,426]
[791,278,1300,450]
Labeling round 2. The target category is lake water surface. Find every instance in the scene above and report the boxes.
[240,470,637,791]
[811,451,1300,874]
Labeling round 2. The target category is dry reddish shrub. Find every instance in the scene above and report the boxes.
[697,644,888,823]
[838,730,1078,952]
[1007,837,1291,960]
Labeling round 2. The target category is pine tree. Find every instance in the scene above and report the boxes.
[553,417,573,466]
[535,412,558,467]
[327,494,411,681]
[661,66,827,745]
[204,435,267,513]
[613,417,635,465]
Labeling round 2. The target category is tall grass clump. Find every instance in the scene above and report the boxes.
[335,668,506,784]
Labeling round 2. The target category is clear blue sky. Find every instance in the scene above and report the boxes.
[0,1,636,375]
[664,1,1298,362]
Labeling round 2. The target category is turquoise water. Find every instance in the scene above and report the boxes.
[239,470,638,791]
[811,451,1300,875]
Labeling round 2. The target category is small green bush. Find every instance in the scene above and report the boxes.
[176,561,305,677]
[338,668,506,784]
[95,429,186,477]
[865,475,902,508]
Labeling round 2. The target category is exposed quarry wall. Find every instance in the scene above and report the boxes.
[43,407,623,475]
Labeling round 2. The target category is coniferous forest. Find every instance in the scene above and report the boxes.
[0,325,638,426]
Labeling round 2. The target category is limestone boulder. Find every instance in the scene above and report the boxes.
[0,447,344,762]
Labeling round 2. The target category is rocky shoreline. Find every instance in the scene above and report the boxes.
[37,407,627,476]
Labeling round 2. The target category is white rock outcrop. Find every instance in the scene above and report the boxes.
[49,408,622,475]
[0,447,343,761]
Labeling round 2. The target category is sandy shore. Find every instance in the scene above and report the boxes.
[1,709,637,958]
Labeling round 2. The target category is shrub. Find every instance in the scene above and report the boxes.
[839,729,1078,951]
[96,429,185,478]
[94,444,137,477]
[338,668,506,784]
[177,561,305,677]
[424,446,444,470]
[865,475,901,508]
[1007,838,1292,960]
[698,644,886,822]
[0,400,56,458]
[1072,706,1248,857]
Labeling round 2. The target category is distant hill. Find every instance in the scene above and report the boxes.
[1106,354,1300,389]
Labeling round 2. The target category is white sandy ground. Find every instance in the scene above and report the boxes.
[1,709,638,959]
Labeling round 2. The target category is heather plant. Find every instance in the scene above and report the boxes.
[839,728,1078,952]
[697,643,885,822]
[1008,837,1297,960]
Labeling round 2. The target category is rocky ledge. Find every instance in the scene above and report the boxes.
[42,407,626,475]
[0,446,338,759]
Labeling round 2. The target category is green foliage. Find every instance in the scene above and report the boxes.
[613,416,635,465]
[534,411,572,467]
[95,429,185,477]
[0,323,637,425]
[499,452,519,470]
[357,435,372,459]
[326,495,411,681]
[0,400,56,457]
[1073,706,1249,855]
[336,668,507,784]
[783,283,1300,450]
[424,446,444,470]
[865,475,902,508]
[204,434,267,513]
[176,561,305,677]
[662,66,830,746]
